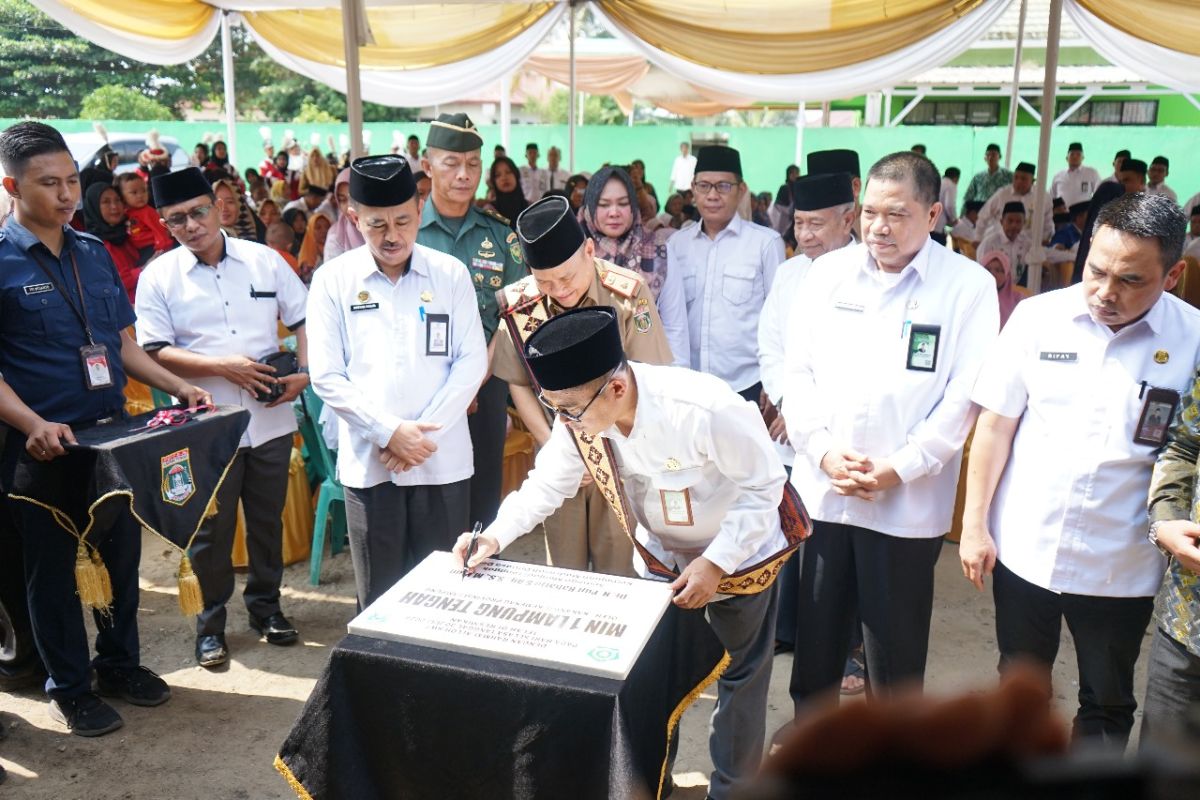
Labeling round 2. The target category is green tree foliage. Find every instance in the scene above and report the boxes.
[0,0,418,121]
[79,85,175,121]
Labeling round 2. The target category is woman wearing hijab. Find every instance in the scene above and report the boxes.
[213,179,266,243]
[204,140,231,175]
[282,208,308,257]
[324,168,364,261]
[578,165,676,302]
[300,147,337,196]
[296,212,332,285]
[566,174,589,214]
[979,249,1025,329]
[486,156,529,222]
[80,146,119,193]
[83,183,142,302]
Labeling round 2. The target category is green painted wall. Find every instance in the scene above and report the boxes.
[12,119,1200,208]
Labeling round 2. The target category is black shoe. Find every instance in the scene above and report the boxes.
[195,634,229,668]
[249,612,299,646]
[95,665,171,707]
[48,693,123,737]
[773,639,794,655]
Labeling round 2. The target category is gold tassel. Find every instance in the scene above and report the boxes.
[74,542,107,610]
[90,548,114,609]
[177,553,204,616]
[203,494,219,520]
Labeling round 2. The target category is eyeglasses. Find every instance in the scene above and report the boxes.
[537,367,617,423]
[693,180,737,196]
[162,204,215,230]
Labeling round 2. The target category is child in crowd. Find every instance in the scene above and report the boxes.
[115,173,173,265]
[266,221,299,273]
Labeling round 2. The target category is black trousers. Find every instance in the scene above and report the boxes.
[343,479,470,608]
[3,452,141,700]
[737,381,764,405]
[467,375,507,527]
[190,433,292,637]
[789,521,943,711]
[993,560,1154,748]
[1140,625,1200,745]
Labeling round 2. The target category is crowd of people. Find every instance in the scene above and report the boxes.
[0,114,1198,800]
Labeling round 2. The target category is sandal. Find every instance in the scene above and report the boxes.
[840,647,867,696]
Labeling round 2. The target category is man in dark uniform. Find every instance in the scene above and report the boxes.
[0,122,209,737]
[417,113,526,526]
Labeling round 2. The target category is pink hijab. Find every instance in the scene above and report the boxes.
[324,168,365,260]
[980,250,1023,329]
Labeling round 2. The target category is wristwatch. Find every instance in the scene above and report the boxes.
[1148,521,1168,555]
[298,366,310,375]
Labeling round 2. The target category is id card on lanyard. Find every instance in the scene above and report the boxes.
[31,250,113,390]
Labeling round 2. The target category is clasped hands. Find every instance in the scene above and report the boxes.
[819,447,900,501]
[380,421,442,472]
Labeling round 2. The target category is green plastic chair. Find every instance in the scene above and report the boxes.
[297,388,347,585]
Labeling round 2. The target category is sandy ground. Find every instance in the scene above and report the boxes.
[0,530,1150,800]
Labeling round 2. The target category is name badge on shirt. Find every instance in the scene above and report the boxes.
[833,298,865,313]
[906,324,940,372]
[350,302,380,312]
[22,282,53,295]
[470,257,504,273]
[80,343,113,390]
[426,313,449,357]
[1039,351,1078,362]
[659,489,694,526]
[1133,387,1180,448]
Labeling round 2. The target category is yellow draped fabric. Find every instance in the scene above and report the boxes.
[244,3,556,70]
[1077,0,1200,57]
[56,0,214,40]
[525,54,649,114]
[232,447,313,568]
[596,0,986,74]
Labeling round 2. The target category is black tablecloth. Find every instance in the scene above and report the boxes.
[3,406,248,549]
[277,604,728,800]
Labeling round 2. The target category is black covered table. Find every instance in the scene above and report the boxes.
[276,604,728,800]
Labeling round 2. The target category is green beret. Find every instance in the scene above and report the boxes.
[427,113,483,153]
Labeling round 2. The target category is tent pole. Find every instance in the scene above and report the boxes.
[500,74,512,151]
[220,12,237,169]
[568,1,576,172]
[794,102,806,169]
[1027,0,1062,295]
[1004,0,1028,169]
[342,0,365,159]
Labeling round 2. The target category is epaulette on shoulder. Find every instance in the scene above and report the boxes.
[596,261,643,301]
[497,274,543,315]
[75,230,103,244]
[479,206,511,227]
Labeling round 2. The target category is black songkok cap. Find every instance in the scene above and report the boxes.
[790,172,854,212]
[1123,158,1148,177]
[807,148,860,178]
[965,200,985,212]
[152,167,213,209]
[695,145,742,178]
[1152,156,1169,168]
[427,113,483,153]
[1068,142,1083,152]
[1015,161,1036,176]
[516,195,585,270]
[525,307,624,392]
[986,143,1002,154]
[1069,200,1090,216]
[350,155,415,207]
[1002,201,1027,216]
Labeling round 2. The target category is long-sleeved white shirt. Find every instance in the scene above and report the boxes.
[668,213,785,392]
[669,154,697,193]
[1146,182,1179,203]
[306,242,487,489]
[782,239,999,538]
[135,234,308,448]
[488,362,787,577]
[972,285,1200,597]
[976,184,1055,244]
[1050,165,1101,208]
[934,177,959,230]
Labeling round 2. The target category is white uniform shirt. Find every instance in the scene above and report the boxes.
[653,255,692,368]
[135,234,307,449]
[782,239,999,538]
[306,243,487,489]
[1051,165,1101,207]
[670,154,697,193]
[1146,182,1179,203]
[545,168,571,193]
[668,214,785,392]
[935,177,959,230]
[519,165,549,203]
[977,230,1033,280]
[950,217,978,244]
[977,184,1055,244]
[488,362,787,577]
[971,285,1200,597]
